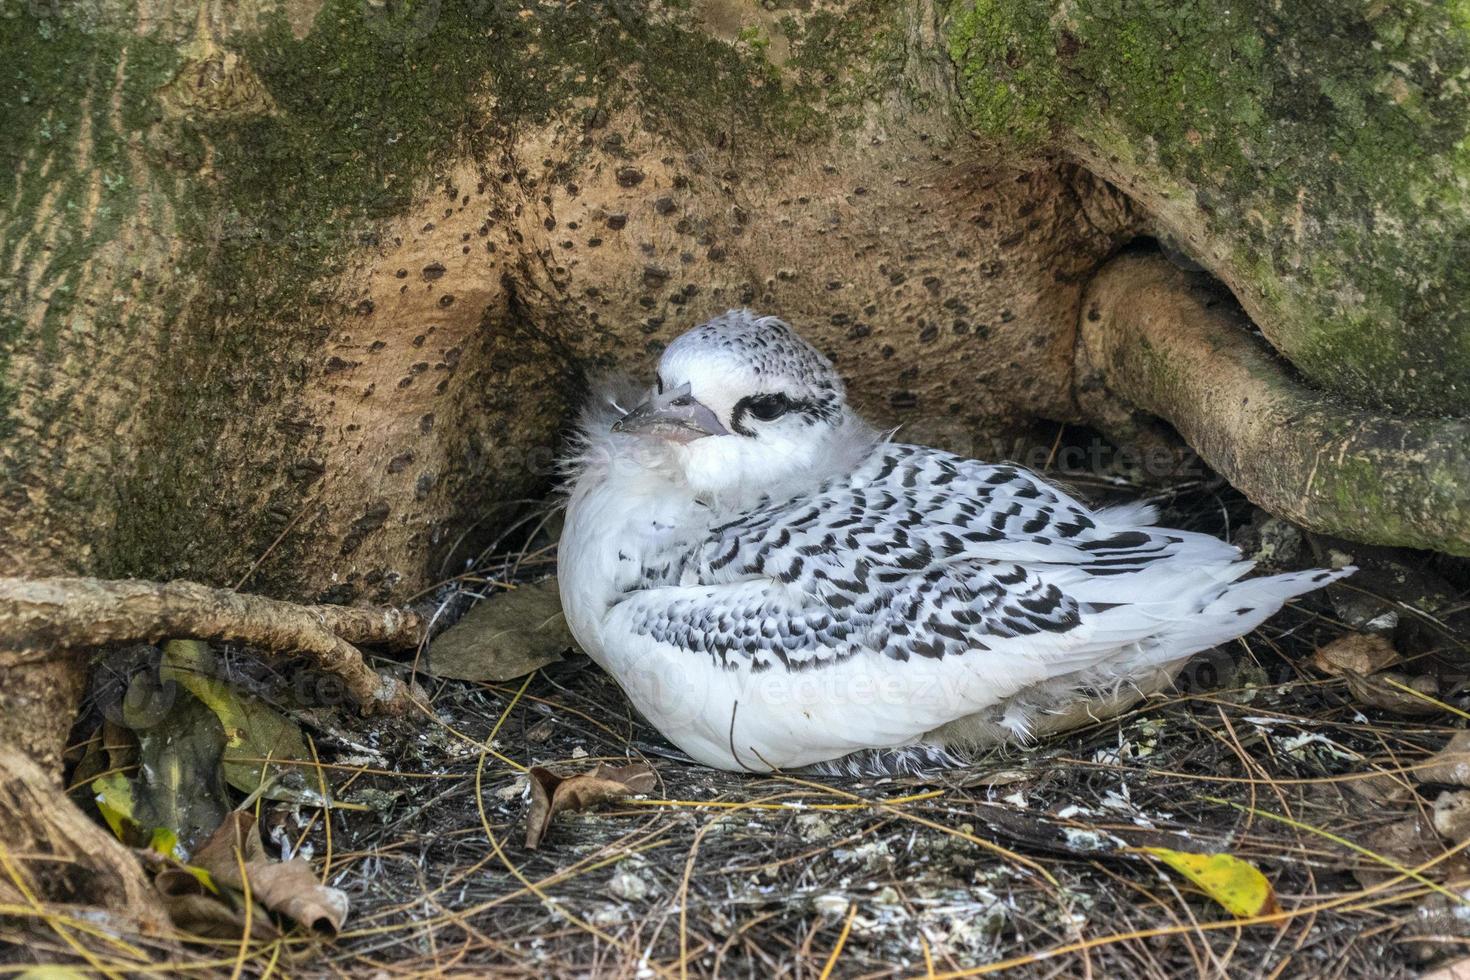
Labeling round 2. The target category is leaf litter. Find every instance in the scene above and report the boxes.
[155,811,349,939]
[18,474,1470,977]
[423,577,572,682]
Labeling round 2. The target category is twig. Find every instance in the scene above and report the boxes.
[0,576,423,713]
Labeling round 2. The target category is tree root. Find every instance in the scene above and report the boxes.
[0,745,172,938]
[0,577,425,715]
[1077,252,1470,557]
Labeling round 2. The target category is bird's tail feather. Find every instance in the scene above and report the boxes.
[1155,564,1356,661]
[997,564,1356,744]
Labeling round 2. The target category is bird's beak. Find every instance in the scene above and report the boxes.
[612,383,728,442]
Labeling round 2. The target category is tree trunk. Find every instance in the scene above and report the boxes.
[1,0,1148,607]
[948,0,1470,416]
[2,0,1468,910]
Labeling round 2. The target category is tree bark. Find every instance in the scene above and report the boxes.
[946,0,1470,417]
[1078,252,1470,557]
[0,0,1144,608]
[1,0,1468,909]
[0,746,171,937]
[0,577,424,717]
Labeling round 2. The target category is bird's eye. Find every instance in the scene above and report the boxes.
[747,394,791,421]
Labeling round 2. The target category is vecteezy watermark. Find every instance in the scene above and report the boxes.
[95,648,368,728]
[516,417,1206,485]
[891,417,1203,482]
[1170,646,1240,697]
[98,666,181,729]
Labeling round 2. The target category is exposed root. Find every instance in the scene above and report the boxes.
[0,745,170,935]
[0,577,424,714]
[1077,251,1470,557]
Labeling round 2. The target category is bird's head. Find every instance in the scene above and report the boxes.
[610,309,871,504]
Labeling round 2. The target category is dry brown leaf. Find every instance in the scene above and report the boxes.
[1340,669,1441,716]
[102,718,139,773]
[1311,632,1400,676]
[159,811,349,936]
[155,867,277,940]
[1420,732,1470,787]
[247,859,350,934]
[194,810,270,874]
[425,578,572,682]
[65,723,107,795]
[525,763,655,849]
[1343,770,1415,806]
[1352,812,1447,889]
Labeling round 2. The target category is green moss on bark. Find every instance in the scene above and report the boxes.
[3,0,906,589]
[0,12,180,449]
[947,0,1470,415]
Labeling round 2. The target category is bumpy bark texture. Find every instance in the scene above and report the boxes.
[946,0,1470,415]
[3,0,1469,812]
[1,0,1146,607]
[0,577,424,714]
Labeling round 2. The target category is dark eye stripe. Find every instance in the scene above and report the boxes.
[748,394,791,421]
[730,393,823,436]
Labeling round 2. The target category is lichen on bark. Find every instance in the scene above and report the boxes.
[946,0,1470,416]
[1079,251,1470,556]
[1,0,934,601]
[11,0,1460,600]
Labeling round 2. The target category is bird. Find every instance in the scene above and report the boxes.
[557,309,1352,775]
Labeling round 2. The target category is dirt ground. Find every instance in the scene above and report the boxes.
[14,459,1470,978]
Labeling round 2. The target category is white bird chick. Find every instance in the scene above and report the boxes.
[558,309,1351,775]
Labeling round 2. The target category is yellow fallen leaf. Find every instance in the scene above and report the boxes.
[160,640,319,802]
[149,826,182,859]
[93,772,141,844]
[1140,847,1279,918]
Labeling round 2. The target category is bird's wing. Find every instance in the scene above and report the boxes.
[600,444,1344,768]
[610,444,1231,674]
[683,444,1241,593]
[609,555,1091,673]
[602,557,1118,769]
